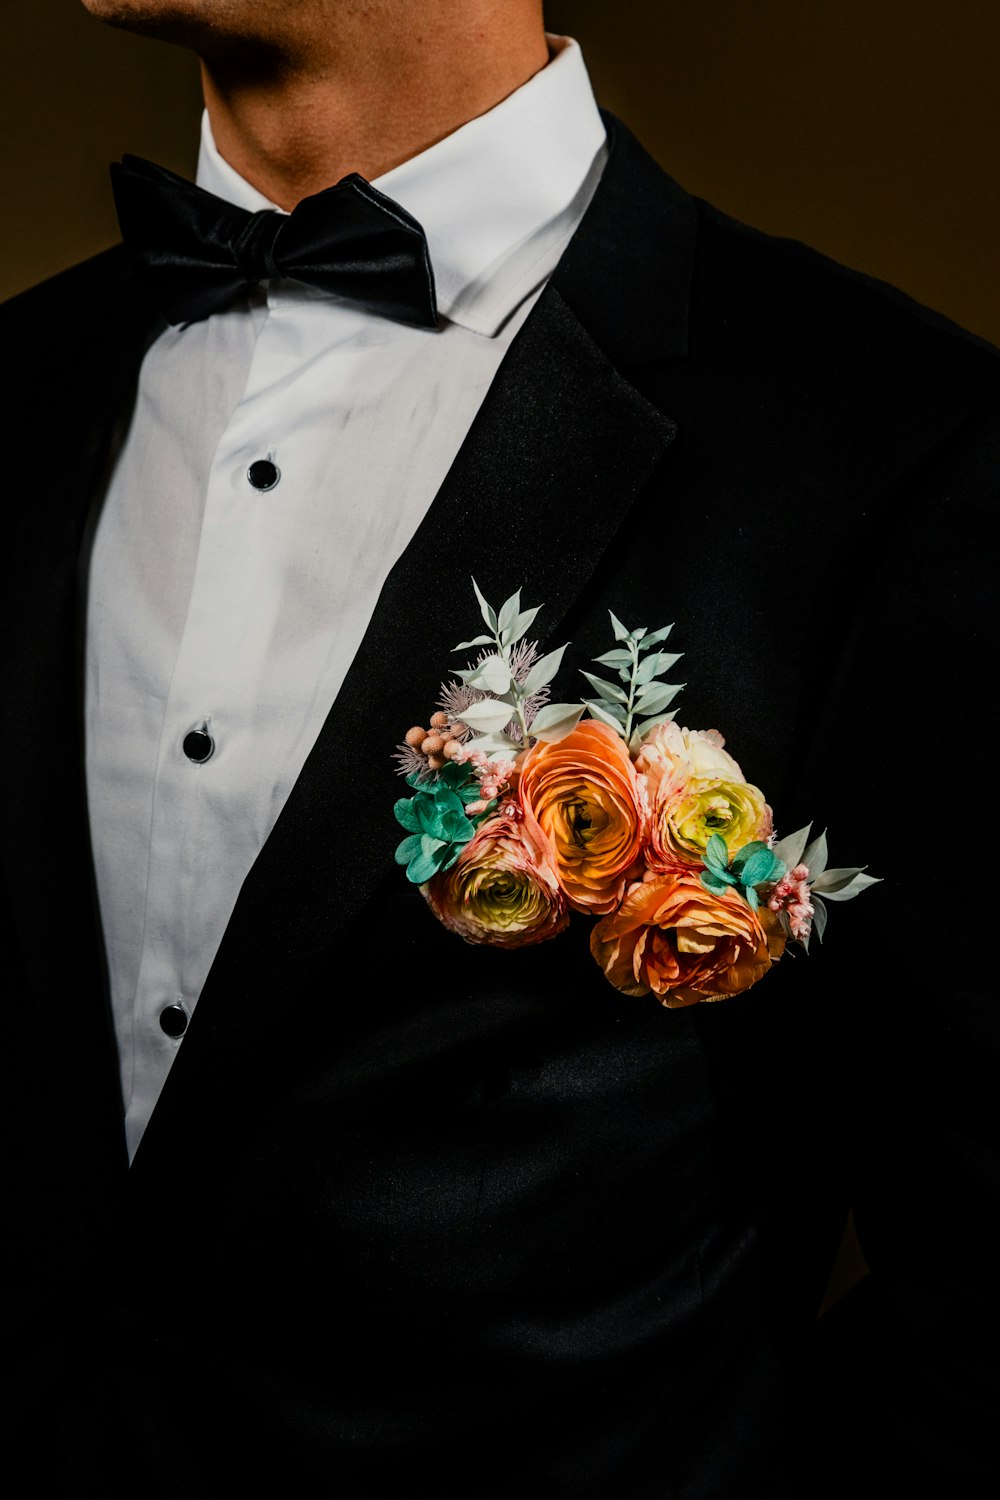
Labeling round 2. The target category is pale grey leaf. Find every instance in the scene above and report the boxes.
[459,698,518,732]
[819,872,882,902]
[471,576,497,632]
[772,823,812,871]
[802,829,828,880]
[633,680,683,716]
[579,670,628,705]
[453,634,494,651]
[530,701,586,735]
[583,699,627,731]
[811,896,829,943]
[523,643,567,695]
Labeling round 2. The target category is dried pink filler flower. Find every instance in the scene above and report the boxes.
[768,863,815,942]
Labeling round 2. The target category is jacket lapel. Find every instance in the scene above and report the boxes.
[132,117,696,1169]
[1,255,160,1189]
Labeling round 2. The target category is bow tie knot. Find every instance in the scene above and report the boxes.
[111,154,439,329]
[232,209,284,284]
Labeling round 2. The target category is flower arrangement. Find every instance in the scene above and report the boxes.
[394,582,877,1006]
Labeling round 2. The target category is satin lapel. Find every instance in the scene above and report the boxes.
[132,117,697,1170]
[1,250,158,1168]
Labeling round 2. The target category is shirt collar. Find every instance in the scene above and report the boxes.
[196,35,607,336]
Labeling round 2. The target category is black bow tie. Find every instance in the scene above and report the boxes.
[110,154,439,329]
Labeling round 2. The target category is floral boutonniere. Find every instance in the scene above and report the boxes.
[393,582,878,1007]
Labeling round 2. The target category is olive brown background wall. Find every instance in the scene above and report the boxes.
[4,0,999,346]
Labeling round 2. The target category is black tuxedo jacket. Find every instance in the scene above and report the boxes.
[3,116,999,1497]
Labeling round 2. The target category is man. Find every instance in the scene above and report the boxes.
[4,1,998,1494]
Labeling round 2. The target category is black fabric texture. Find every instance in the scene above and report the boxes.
[2,112,999,1496]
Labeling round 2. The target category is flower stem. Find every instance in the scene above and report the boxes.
[623,639,639,742]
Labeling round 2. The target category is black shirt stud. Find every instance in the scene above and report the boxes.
[247,458,280,491]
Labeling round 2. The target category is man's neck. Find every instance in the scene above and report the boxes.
[200,2,550,210]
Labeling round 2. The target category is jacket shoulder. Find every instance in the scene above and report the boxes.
[1,245,140,363]
[690,195,1000,414]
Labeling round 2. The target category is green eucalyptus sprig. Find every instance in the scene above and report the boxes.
[581,613,685,752]
[449,580,586,754]
[700,834,786,911]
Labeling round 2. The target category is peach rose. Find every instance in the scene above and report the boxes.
[423,814,568,948]
[636,722,772,871]
[518,719,647,915]
[590,873,785,1005]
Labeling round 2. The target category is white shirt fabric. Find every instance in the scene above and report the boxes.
[84,36,607,1159]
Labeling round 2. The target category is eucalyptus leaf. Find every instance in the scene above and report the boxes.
[633,681,683,716]
[608,610,630,643]
[579,670,628,705]
[407,837,449,885]
[459,698,517,733]
[772,823,812,871]
[700,870,733,895]
[394,798,422,833]
[452,634,494,651]
[739,849,781,888]
[530,701,586,735]
[523,643,567,695]
[394,833,423,866]
[818,872,881,902]
[802,830,829,880]
[705,833,730,870]
[583,699,626,731]
[470,577,497,632]
[745,886,760,911]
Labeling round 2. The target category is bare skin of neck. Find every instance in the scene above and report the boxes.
[199,2,550,209]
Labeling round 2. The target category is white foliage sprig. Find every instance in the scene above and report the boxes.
[451,582,585,752]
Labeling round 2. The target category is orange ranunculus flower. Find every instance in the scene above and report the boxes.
[518,719,647,915]
[590,873,785,1005]
[422,814,568,948]
[635,722,772,872]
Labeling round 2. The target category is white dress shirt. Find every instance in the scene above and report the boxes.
[84,36,607,1159]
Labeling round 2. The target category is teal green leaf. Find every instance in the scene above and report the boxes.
[406,837,448,885]
[393,797,423,833]
[700,870,733,895]
[395,834,424,866]
[704,833,730,872]
[745,886,760,911]
[737,848,781,888]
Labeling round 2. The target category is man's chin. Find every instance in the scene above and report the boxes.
[79,0,245,49]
